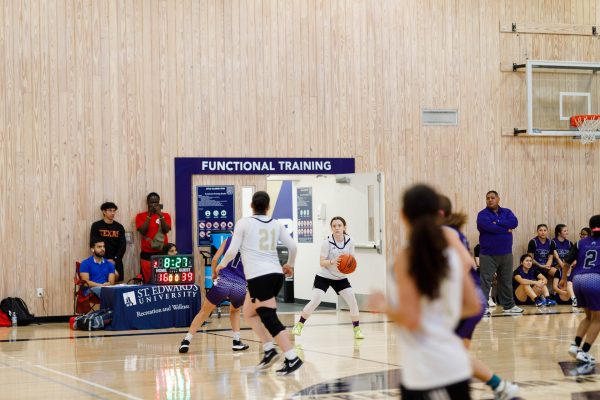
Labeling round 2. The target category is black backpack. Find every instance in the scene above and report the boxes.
[0,297,36,326]
[73,308,113,331]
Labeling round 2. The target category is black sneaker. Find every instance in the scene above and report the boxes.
[232,339,249,351]
[257,348,279,369]
[178,339,190,353]
[276,356,303,376]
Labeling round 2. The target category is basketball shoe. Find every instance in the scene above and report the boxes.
[569,343,580,358]
[576,350,596,364]
[232,339,249,351]
[257,348,280,370]
[353,326,365,339]
[276,356,303,376]
[178,339,190,353]
[502,306,523,314]
[493,380,519,400]
[291,322,304,336]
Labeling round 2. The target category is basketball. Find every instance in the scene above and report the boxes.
[337,254,357,274]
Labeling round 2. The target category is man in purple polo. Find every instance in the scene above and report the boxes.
[477,191,522,314]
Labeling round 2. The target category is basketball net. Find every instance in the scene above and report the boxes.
[575,117,600,145]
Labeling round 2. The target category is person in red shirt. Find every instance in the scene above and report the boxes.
[136,192,172,283]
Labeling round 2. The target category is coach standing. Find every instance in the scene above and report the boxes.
[477,191,522,314]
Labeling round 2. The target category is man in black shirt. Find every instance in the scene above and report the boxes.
[90,202,127,281]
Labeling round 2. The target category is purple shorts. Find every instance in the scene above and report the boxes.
[205,276,247,308]
[573,273,600,311]
[455,289,486,340]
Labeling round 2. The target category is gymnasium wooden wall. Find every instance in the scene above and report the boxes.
[1,0,599,316]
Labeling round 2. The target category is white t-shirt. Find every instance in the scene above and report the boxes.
[220,215,297,280]
[317,234,355,281]
[395,247,472,389]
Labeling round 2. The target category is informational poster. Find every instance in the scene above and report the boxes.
[296,187,313,243]
[196,186,235,247]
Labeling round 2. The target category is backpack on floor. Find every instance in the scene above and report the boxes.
[0,309,11,327]
[73,308,113,331]
[0,297,36,326]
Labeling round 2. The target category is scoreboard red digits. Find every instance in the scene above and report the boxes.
[150,255,195,285]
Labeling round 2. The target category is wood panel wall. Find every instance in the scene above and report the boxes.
[1,0,599,316]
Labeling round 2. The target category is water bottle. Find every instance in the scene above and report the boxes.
[11,311,17,327]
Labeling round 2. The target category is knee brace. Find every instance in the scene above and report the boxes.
[256,307,286,337]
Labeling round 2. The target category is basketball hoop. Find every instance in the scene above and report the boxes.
[572,115,600,144]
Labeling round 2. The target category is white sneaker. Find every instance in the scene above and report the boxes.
[576,350,596,364]
[569,343,580,359]
[493,380,519,400]
[503,306,524,314]
[488,298,497,307]
[484,307,491,316]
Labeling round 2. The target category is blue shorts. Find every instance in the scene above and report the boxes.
[205,276,247,308]
[573,274,600,311]
[455,288,486,340]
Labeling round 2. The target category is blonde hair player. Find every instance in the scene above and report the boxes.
[216,191,303,376]
[292,216,364,339]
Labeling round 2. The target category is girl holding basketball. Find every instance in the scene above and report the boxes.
[292,216,364,339]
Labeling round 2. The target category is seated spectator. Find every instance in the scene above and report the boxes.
[163,243,178,255]
[80,238,116,297]
[90,202,126,282]
[551,224,577,306]
[136,192,172,283]
[513,254,556,307]
[552,268,577,306]
[580,227,592,240]
[527,224,557,279]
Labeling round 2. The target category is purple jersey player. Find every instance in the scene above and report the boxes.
[438,194,519,399]
[527,224,557,278]
[179,236,249,353]
[562,215,600,364]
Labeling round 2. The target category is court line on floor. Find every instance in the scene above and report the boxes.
[203,330,403,368]
[0,308,581,344]
[0,320,389,343]
[32,364,144,400]
[0,359,112,400]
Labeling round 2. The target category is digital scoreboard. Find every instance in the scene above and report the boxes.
[150,255,195,285]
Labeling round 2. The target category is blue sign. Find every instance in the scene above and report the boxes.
[196,186,235,246]
[297,187,313,243]
[184,157,355,175]
[175,157,355,253]
[100,284,201,331]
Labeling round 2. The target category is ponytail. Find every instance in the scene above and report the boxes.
[408,216,448,300]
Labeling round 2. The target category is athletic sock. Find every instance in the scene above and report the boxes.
[575,336,583,347]
[284,349,297,360]
[184,333,193,342]
[299,316,306,324]
[352,321,359,328]
[582,343,592,353]
[263,341,274,352]
[233,331,241,342]
[486,374,501,390]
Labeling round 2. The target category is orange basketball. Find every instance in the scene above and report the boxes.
[338,254,357,274]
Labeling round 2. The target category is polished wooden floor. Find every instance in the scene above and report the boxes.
[1,306,599,399]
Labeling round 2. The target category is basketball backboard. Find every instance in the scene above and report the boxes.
[513,60,600,136]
